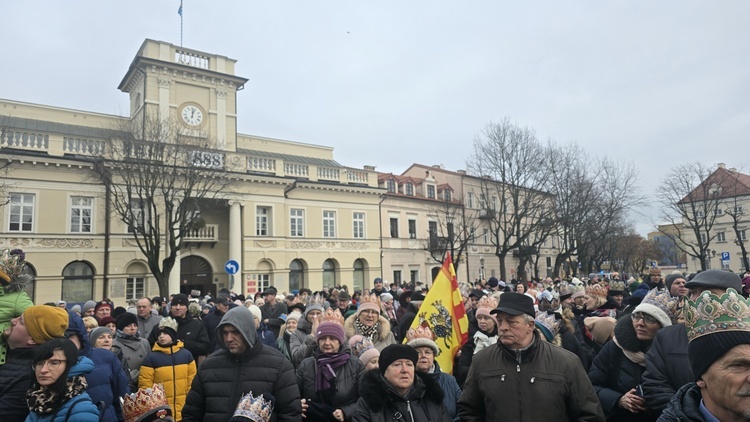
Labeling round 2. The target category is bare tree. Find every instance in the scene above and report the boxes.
[425,194,475,274]
[721,167,750,272]
[467,119,555,281]
[657,163,728,271]
[90,116,234,296]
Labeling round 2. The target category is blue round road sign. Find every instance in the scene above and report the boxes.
[225,260,239,275]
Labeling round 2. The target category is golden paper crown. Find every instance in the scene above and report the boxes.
[609,281,626,293]
[232,391,274,422]
[360,292,381,307]
[307,293,327,308]
[320,307,345,326]
[123,384,170,422]
[406,323,436,342]
[586,283,609,299]
[685,288,750,343]
[476,295,498,311]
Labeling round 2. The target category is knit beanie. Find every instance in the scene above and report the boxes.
[665,273,685,293]
[89,327,112,345]
[158,317,179,342]
[98,316,117,327]
[690,331,750,381]
[315,322,346,345]
[82,300,97,315]
[23,306,69,344]
[116,312,138,331]
[633,288,674,328]
[378,344,418,374]
[286,311,302,323]
[246,304,262,325]
[94,301,112,313]
[584,316,617,345]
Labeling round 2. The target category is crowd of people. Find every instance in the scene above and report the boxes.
[3,246,750,422]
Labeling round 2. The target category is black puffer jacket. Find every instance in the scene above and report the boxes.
[642,323,693,414]
[352,370,450,422]
[297,350,364,421]
[656,383,703,422]
[182,307,302,422]
[587,317,658,422]
[0,347,34,421]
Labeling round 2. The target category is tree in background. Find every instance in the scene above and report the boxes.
[90,117,234,297]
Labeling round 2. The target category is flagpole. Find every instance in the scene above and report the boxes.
[179,0,184,47]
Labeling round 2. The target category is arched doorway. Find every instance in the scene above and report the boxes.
[289,259,305,292]
[180,256,214,297]
[322,259,337,289]
[62,261,94,303]
[353,259,365,293]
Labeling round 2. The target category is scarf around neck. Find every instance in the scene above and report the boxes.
[355,318,379,340]
[473,330,498,354]
[27,374,87,416]
[315,351,350,391]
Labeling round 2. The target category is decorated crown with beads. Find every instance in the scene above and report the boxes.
[232,391,274,422]
[307,293,328,308]
[360,292,381,307]
[123,384,171,422]
[609,281,626,293]
[348,335,375,358]
[406,323,435,342]
[0,248,26,285]
[535,311,562,340]
[320,307,345,326]
[476,295,498,311]
[684,288,750,343]
[585,283,609,299]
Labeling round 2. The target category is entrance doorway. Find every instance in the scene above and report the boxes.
[180,256,215,298]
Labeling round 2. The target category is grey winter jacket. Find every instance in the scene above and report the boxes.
[656,383,705,422]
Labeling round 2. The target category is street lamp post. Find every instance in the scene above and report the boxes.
[479,256,485,280]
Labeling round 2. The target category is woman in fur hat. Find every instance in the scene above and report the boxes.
[587,288,675,422]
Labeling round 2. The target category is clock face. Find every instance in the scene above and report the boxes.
[180,104,204,127]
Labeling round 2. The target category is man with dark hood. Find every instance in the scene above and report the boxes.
[182,306,302,422]
[202,295,236,351]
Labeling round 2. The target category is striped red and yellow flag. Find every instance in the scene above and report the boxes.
[405,253,469,373]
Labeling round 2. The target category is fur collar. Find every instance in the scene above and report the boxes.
[612,315,650,366]
[344,314,392,340]
[358,370,444,411]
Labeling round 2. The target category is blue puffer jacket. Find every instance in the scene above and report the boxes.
[428,361,462,421]
[86,348,129,421]
[25,356,100,422]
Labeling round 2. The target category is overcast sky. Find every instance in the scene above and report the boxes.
[3,1,749,235]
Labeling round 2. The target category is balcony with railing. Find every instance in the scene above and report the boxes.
[183,224,218,242]
[1,130,49,152]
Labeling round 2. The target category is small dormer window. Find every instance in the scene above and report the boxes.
[444,190,452,201]
[406,182,414,196]
[387,179,396,193]
[427,185,436,199]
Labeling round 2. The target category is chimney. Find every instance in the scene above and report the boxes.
[729,167,737,172]
[718,162,726,169]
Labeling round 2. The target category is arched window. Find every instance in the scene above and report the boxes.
[21,263,36,302]
[62,262,94,303]
[387,179,396,193]
[180,256,213,298]
[353,259,365,293]
[289,259,305,291]
[322,259,336,289]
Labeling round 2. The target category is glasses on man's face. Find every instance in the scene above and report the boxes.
[630,312,659,326]
[33,359,66,371]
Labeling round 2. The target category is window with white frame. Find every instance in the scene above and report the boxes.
[405,182,414,196]
[387,179,396,193]
[290,209,304,237]
[323,210,336,238]
[492,197,498,211]
[408,219,417,239]
[467,192,475,208]
[700,233,707,243]
[390,218,399,238]
[70,196,93,233]
[257,273,271,292]
[717,232,727,242]
[696,209,706,218]
[427,185,436,199]
[444,189,451,201]
[470,227,476,241]
[739,229,747,241]
[128,199,149,234]
[126,277,145,300]
[256,206,271,236]
[716,208,724,217]
[483,228,489,244]
[9,193,35,232]
[353,212,365,238]
[734,206,745,215]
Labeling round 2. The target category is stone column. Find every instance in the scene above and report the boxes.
[229,201,243,292]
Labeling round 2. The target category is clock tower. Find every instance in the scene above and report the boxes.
[118,39,248,151]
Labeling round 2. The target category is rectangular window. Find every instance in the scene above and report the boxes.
[736,206,745,215]
[492,197,498,211]
[9,193,35,232]
[546,257,552,268]
[290,209,304,237]
[323,210,336,238]
[470,227,476,241]
[480,193,486,208]
[70,196,93,233]
[128,199,149,234]
[428,221,438,237]
[410,270,419,283]
[740,230,747,241]
[353,212,365,239]
[700,233,707,243]
[717,232,727,242]
[390,218,399,238]
[126,277,145,300]
[408,219,417,239]
[467,192,474,209]
[406,183,414,196]
[444,190,451,201]
[256,206,271,236]
[483,228,489,244]
[716,208,724,217]
[258,274,270,292]
[427,185,436,199]
[393,270,402,285]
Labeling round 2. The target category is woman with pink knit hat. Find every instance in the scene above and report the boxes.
[343,293,396,352]
[347,335,379,371]
[455,295,498,387]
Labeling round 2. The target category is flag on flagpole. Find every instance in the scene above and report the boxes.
[404,253,468,374]
[178,1,183,16]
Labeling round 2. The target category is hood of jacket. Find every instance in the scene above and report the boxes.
[344,313,392,340]
[297,317,312,335]
[68,356,95,378]
[613,313,650,353]
[358,369,444,411]
[67,311,92,357]
[216,306,259,351]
